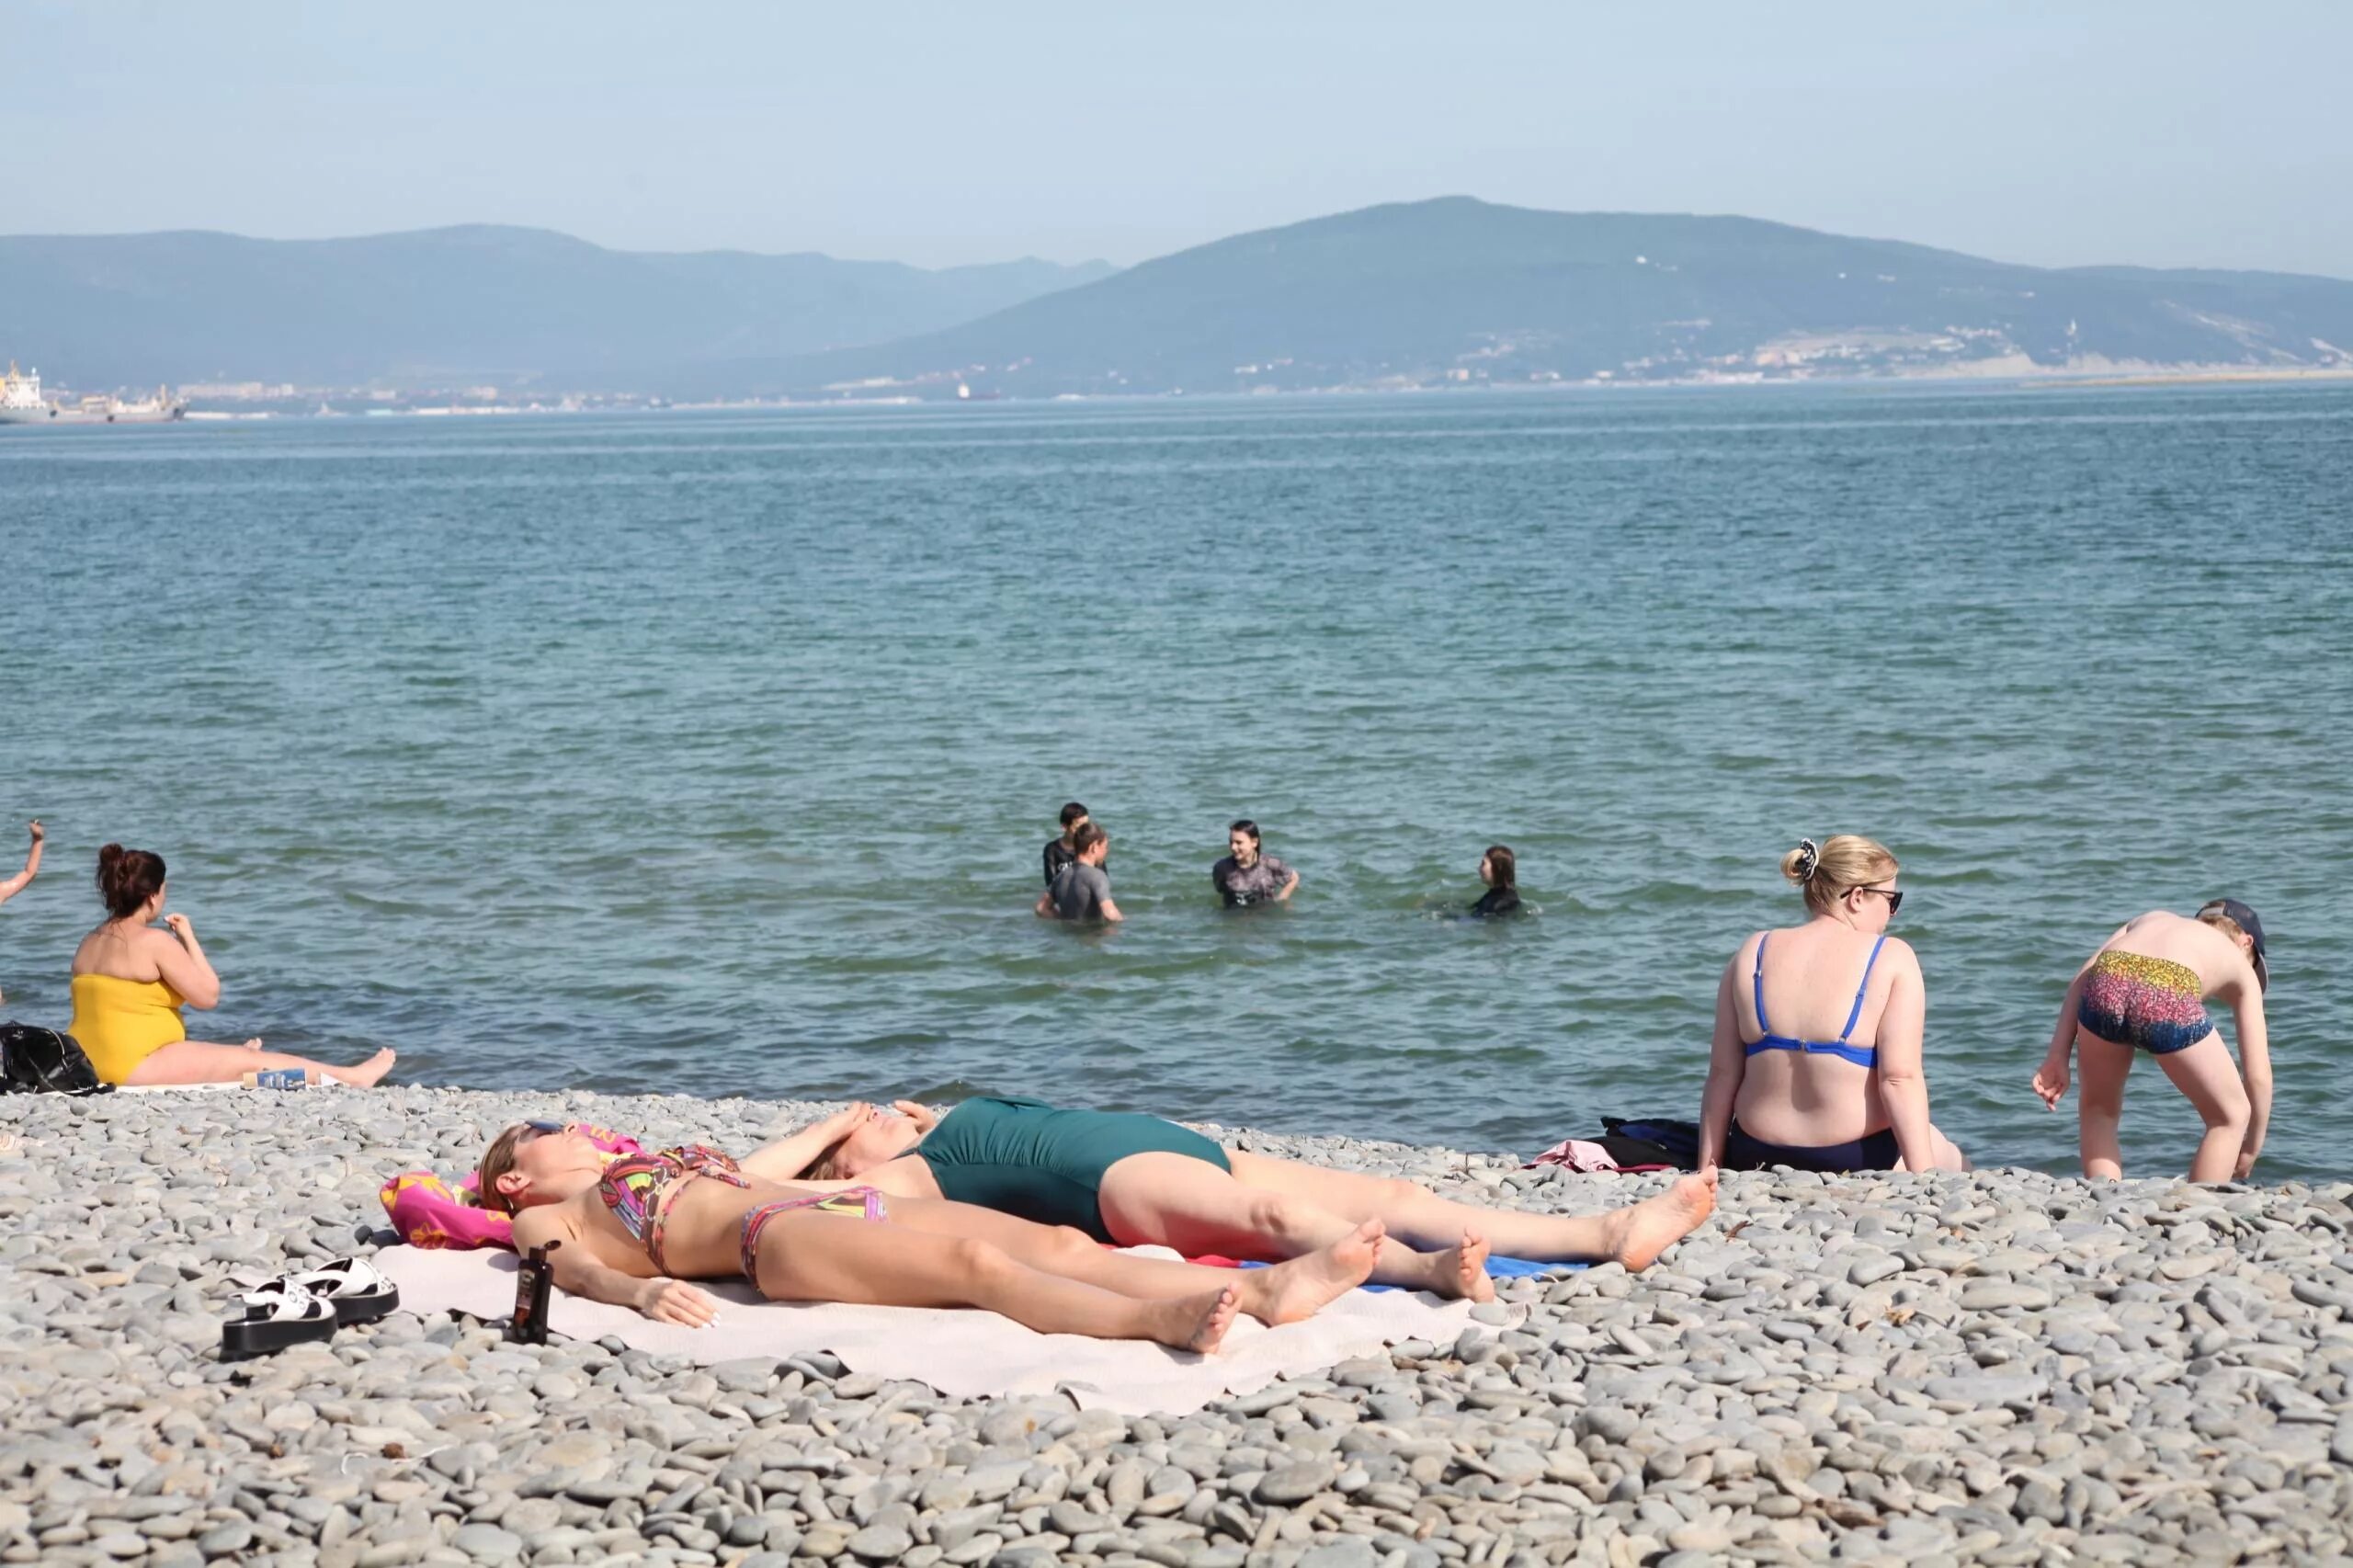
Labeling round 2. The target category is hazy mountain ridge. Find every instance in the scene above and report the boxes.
[0,225,1114,387]
[6,200,2350,398]
[699,199,2353,398]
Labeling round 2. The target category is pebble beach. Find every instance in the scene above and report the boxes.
[6,1089,2353,1567]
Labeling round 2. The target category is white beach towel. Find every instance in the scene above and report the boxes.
[374,1244,1487,1415]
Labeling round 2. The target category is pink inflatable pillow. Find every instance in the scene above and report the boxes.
[380,1124,641,1251]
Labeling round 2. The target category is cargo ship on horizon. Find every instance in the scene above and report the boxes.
[0,362,186,425]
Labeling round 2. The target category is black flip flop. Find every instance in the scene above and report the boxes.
[222,1285,337,1360]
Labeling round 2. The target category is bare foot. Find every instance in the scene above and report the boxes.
[1154,1286,1240,1354]
[333,1049,398,1088]
[1442,1229,1495,1302]
[1603,1170,1720,1271]
[1242,1220,1383,1324]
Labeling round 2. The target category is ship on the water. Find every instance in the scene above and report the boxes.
[0,362,186,425]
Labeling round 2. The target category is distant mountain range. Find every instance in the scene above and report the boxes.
[6,200,2351,399]
[0,226,1113,388]
[722,199,2353,398]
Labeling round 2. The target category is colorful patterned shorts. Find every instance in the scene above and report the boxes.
[2078,951,2214,1055]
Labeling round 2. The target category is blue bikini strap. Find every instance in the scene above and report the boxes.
[1752,934,1772,1035]
[1838,936,1889,1043]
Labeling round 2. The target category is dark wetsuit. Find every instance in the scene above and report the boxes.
[1043,838,1077,886]
[901,1096,1231,1242]
[1469,886,1521,917]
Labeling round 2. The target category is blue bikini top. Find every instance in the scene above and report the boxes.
[1745,933,1887,1070]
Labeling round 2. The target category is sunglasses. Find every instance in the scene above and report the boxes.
[518,1119,567,1139]
[1856,888,1904,915]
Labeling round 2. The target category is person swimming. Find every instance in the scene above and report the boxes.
[1035,822,1122,922]
[1211,820,1298,907]
[66,843,396,1087]
[1468,845,1520,917]
[1698,835,1968,1174]
[1042,801,1089,886]
[2031,902,2271,1182]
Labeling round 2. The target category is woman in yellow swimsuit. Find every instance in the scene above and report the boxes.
[68,844,397,1087]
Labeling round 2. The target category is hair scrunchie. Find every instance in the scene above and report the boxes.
[1794,837,1821,881]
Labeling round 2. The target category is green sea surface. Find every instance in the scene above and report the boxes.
[3,384,2347,1176]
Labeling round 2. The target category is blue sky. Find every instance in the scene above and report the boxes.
[11,2,2350,278]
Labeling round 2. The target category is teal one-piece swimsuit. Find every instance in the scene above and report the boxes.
[900,1096,1231,1242]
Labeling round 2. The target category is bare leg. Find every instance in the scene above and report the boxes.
[1098,1153,1495,1300]
[748,1210,1237,1351]
[1218,1150,1717,1273]
[2154,1034,2252,1183]
[128,1040,397,1088]
[879,1193,1380,1324]
[2075,1028,2133,1180]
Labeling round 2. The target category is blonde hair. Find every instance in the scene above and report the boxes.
[2197,907,2246,943]
[801,1135,853,1183]
[1780,835,1899,915]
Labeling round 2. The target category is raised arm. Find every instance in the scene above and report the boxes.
[152,915,223,1009]
[513,1206,716,1326]
[2227,971,2271,1177]
[741,1102,877,1181]
[1697,950,1746,1169]
[1869,941,1938,1172]
[0,820,40,903]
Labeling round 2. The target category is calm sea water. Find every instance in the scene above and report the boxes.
[4,385,2348,1177]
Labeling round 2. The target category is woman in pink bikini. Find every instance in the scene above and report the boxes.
[473,1108,1383,1351]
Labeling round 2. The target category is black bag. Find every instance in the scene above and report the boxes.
[0,1023,112,1096]
[1600,1116,1701,1168]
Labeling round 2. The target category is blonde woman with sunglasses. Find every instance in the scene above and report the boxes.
[1699,835,1968,1174]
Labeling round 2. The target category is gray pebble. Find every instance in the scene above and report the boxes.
[1255,1460,1336,1506]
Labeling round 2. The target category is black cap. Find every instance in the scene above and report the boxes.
[2200,899,2268,992]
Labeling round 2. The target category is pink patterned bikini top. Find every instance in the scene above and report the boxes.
[596,1145,749,1273]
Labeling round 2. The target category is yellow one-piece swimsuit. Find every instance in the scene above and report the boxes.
[68,973,188,1084]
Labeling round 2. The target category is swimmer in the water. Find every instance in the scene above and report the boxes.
[1042,801,1089,886]
[1211,820,1298,907]
[1468,845,1520,917]
[1036,822,1122,923]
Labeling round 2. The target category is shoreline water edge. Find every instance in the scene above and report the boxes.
[6,1086,2352,1565]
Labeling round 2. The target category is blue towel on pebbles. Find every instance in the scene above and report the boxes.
[1238,1255,1578,1292]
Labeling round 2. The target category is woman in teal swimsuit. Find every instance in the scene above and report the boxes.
[789,1096,1719,1300]
[475,1112,1385,1348]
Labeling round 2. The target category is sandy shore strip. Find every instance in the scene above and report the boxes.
[5,1087,2353,1567]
